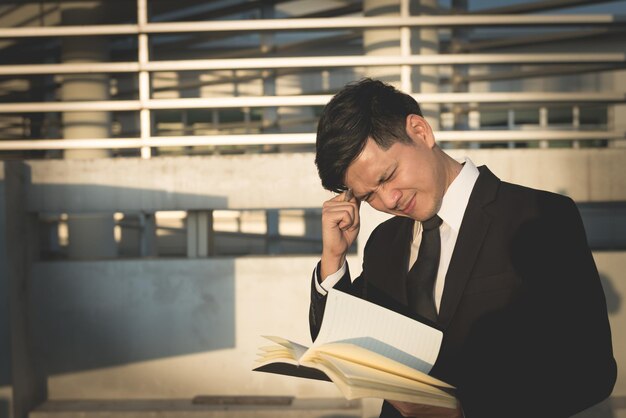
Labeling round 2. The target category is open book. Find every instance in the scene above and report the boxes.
[253,288,457,409]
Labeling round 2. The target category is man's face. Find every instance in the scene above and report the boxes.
[344,115,447,221]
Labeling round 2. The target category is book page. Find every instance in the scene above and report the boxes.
[313,289,442,373]
[306,356,456,409]
[316,352,455,403]
[262,335,310,360]
[314,344,453,389]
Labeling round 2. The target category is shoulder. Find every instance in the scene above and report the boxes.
[473,166,580,228]
[497,180,577,214]
[369,215,410,238]
[482,179,584,244]
[473,165,575,213]
[363,215,411,252]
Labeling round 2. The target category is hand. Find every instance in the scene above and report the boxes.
[388,400,463,418]
[320,190,360,279]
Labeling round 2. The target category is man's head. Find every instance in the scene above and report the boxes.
[315,79,456,221]
[315,78,421,193]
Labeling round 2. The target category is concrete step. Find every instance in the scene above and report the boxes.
[30,397,363,418]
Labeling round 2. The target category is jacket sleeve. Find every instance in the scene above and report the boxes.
[536,196,617,416]
[308,261,363,342]
[460,195,617,418]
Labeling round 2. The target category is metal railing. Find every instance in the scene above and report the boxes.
[0,0,624,155]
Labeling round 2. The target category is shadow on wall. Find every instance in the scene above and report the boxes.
[25,183,230,214]
[18,182,234,375]
[30,258,236,375]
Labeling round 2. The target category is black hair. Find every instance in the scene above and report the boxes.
[315,78,422,193]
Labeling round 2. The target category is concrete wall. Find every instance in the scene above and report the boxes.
[30,257,346,400]
[2,150,626,417]
[1,162,47,418]
[0,164,13,418]
[26,253,624,406]
[23,150,626,215]
[23,154,333,213]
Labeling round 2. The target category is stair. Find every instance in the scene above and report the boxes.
[30,397,363,418]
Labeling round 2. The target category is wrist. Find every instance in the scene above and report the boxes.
[320,252,346,281]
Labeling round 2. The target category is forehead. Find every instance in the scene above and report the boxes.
[344,139,395,191]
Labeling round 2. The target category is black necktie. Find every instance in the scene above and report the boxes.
[407,215,442,323]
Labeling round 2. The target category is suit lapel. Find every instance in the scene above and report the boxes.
[438,166,500,328]
[387,216,414,305]
[367,216,414,306]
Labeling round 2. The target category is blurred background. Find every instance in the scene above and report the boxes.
[0,0,625,417]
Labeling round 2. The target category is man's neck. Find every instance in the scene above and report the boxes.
[441,151,464,193]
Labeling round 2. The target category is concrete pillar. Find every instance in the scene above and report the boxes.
[359,0,438,281]
[304,209,322,242]
[363,0,402,85]
[0,163,14,418]
[539,106,549,148]
[410,0,440,129]
[60,2,116,260]
[450,0,469,132]
[139,213,158,257]
[261,3,280,152]
[118,213,157,258]
[572,106,581,149]
[60,9,110,159]
[266,209,280,255]
[609,70,626,148]
[449,0,477,148]
[115,74,140,155]
[187,212,199,258]
[187,211,215,258]
[179,70,202,155]
[1,162,47,418]
[362,0,441,128]
[360,0,403,275]
[66,214,116,259]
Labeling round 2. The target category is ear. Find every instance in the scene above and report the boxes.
[406,114,436,149]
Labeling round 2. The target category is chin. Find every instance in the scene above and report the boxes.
[398,211,421,221]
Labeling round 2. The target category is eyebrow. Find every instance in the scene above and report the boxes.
[353,165,395,201]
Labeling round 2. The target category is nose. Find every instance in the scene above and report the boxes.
[380,186,402,210]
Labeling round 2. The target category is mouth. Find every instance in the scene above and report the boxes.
[399,195,416,215]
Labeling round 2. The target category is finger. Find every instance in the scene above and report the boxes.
[387,401,411,417]
[323,202,359,224]
[349,199,361,231]
[343,190,361,213]
[324,208,359,233]
[323,206,356,231]
[329,190,357,203]
[325,195,360,215]
[325,199,360,232]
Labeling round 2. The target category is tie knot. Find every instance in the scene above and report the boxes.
[421,215,442,231]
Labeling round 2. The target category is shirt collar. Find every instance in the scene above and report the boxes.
[437,157,480,233]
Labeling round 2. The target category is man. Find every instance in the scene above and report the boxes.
[309,79,616,418]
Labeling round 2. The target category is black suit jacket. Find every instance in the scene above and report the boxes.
[310,166,616,418]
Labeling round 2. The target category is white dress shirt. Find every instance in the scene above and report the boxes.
[315,158,480,313]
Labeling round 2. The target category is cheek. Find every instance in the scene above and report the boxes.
[368,200,387,213]
[415,165,439,194]
[368,199,397,215]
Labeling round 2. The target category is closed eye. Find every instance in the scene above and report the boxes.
[384,168,397,183]
[359,167,397,202]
